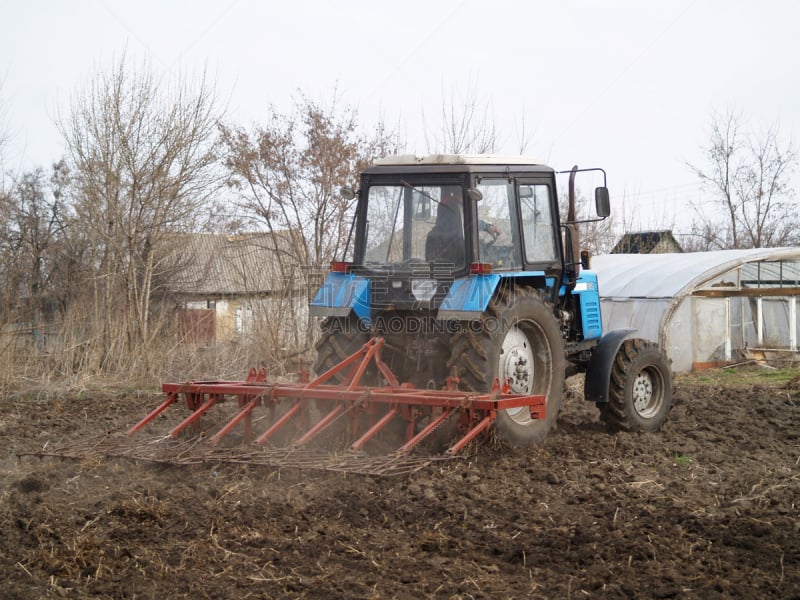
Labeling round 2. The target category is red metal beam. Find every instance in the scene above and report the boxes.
[128,392,179,435]
[446,414,494,455]
[350,406,400,452]
[208,397,259,445]
[160,380,544,412]
[170,395,217,438]
[396,408,453,455]
[293,403,355,447]
[254,401,305,445]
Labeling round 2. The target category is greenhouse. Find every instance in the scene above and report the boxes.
[591,248,800,372]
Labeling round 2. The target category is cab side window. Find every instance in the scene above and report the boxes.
[519,184,557,263]
[476,179,521,269]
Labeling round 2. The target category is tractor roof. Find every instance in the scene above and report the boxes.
[372,154,546,167]
[364,154,555,176]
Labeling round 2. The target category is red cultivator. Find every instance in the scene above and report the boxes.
[99,338,540,475]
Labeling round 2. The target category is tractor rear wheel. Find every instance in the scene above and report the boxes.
[313,316,371,382]
[447,286,565,445]
[599,339,672,432]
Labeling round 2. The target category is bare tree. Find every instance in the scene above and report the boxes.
[0,167,66,319]
[220,93,398,354]
[0,162,82,380]
[0,83,10,192]
[558,188,617,256]
[424,80,536,155]
[424,82,498,154]
[687,110,798,249]
[58,54,223,371]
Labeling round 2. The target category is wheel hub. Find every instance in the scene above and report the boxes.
[500,325,534,395]
[497,325,538,426]
[632,370,655,414]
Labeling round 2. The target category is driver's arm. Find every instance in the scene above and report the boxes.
[480,220,501,237]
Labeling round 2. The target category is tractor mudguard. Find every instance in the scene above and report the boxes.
[437,273,501,320]
[437,272,547,321]
[309,272,371,324]
[584,328,636,403]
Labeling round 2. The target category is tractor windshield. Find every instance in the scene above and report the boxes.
[362,183,466,271]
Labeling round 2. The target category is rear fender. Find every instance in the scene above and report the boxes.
[584,328,636,403]
[436,272,548,320]
[309,272,371,325]
[436,273,501,320]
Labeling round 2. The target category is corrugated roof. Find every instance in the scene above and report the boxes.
[166,231,305,296]
[611,230,683,254]
[592,248,800,299]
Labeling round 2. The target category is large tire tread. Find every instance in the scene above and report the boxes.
[313,316,370,382]
[600,339,672,432]
[447,286,564,446]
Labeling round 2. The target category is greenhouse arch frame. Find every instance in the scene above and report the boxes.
[592,248,800,372]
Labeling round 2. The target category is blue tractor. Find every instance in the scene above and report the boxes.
[310,155,672,446]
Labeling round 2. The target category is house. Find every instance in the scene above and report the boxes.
[611,230,683,254]
[165,231,308,345]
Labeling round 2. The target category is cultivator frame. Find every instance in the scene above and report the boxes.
[125,338,545,473]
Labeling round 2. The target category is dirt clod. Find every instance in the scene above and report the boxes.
[1,368,799,598]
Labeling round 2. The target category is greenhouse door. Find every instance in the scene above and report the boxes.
[692,297,730,368]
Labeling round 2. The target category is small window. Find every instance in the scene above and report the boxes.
[520,184,557,263]
[476,179,521,269]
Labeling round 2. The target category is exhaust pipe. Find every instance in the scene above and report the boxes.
[567,165,580,277]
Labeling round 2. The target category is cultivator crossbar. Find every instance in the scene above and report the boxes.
[122,338,545,475]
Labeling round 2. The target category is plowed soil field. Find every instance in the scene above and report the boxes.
[2,367,799,599]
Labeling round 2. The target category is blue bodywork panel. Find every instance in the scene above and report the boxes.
[436,273,502,320]
[309,272,371,325]
[572,270,603,340]
[309,270,602,338]
[437,271,550,320]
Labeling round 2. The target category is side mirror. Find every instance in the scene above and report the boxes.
[340,186,356,201]
[595,187,610,218]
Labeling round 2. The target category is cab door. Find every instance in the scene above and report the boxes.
[474,178,522,270]
[516,179,559,269]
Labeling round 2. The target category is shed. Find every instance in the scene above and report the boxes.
[611,230,683,254]
[166,231,307,344]
[592,248,800,372]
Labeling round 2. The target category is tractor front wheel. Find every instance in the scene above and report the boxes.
[599,339,672,432]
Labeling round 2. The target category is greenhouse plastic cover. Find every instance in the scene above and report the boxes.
[591,248,800,300]
[589,248,800,349]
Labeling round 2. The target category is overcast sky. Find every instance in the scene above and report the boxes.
[1,0,798,232]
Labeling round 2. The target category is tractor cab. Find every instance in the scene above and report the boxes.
[337,155,566,315]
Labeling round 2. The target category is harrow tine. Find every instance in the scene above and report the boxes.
[293,402,357,447]
[350,406,400,452]
[254,401,304,445]
[446,413,494,455]
[170,395,217,438]
[208,396,259,445]
[127,392,179,435]
[396,408,453,455]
